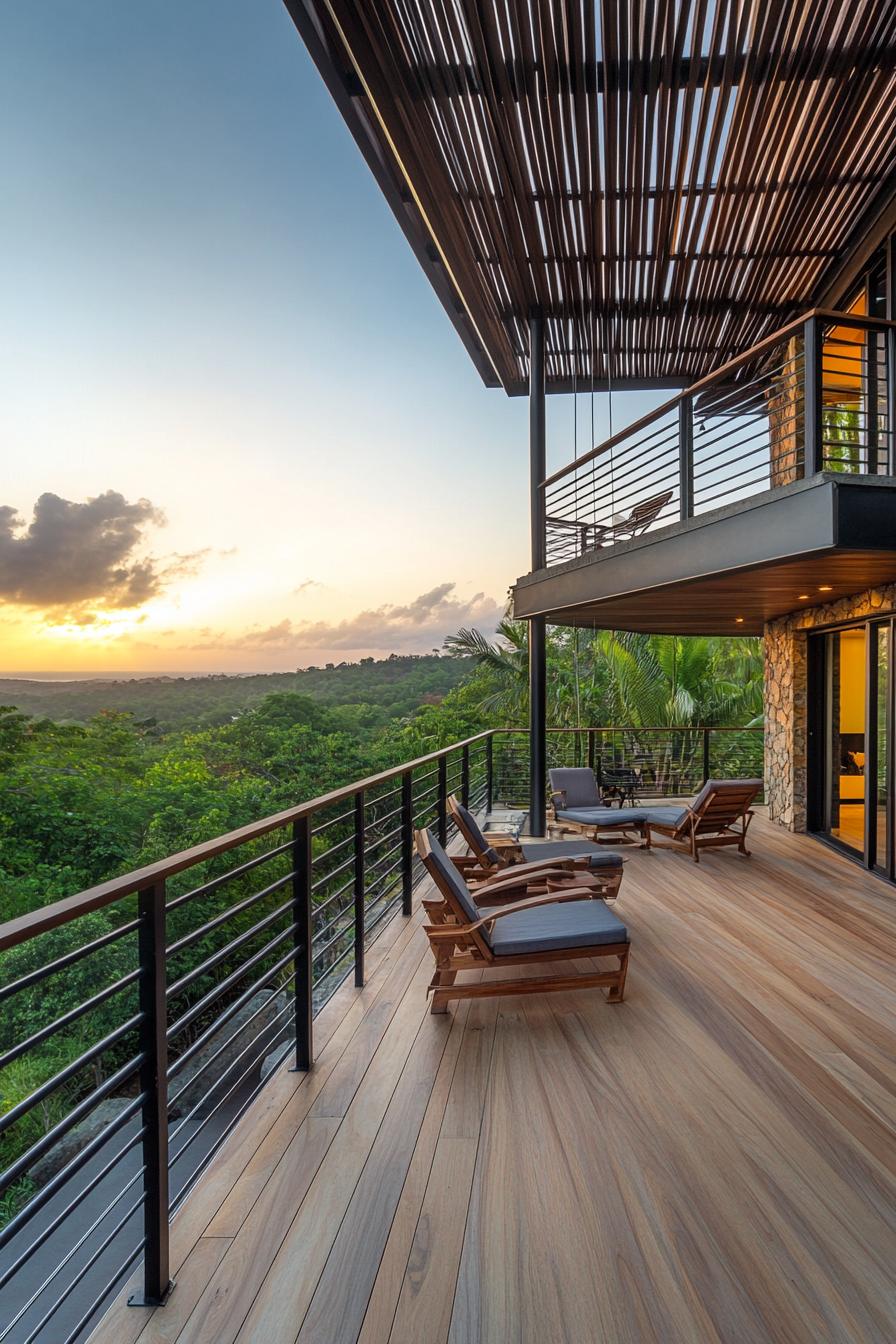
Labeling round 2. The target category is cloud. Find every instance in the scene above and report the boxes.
[0,490,188,618]
[292,578,323,595]
[185,583,502,655]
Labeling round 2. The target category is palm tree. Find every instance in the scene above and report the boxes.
[447,619,763,795]
[593,630,763,792]
[444,618,609,729]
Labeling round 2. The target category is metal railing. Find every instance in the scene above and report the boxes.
[543,308,896,567]
[0,722,764,1339]
[0,732,492,1343]
[492,726,763,807]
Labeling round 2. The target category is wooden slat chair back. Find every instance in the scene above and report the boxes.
[626,489,674,535]
[416,828,630,1014]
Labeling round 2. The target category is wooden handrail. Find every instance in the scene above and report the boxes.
[542,307,896,488]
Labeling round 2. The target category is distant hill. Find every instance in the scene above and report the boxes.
[0,655,471,732]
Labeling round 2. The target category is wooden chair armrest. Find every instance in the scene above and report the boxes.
[478,857,575,885]
[475,862,576,892]
[451,854,497,877]
[549,790,567,806]
[423,925,466,942]
[467,887,595,932]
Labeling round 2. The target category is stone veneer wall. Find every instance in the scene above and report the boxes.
[764,582,896,831]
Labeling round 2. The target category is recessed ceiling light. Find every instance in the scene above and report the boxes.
[818,585,833,592]
[735,617,744,624]
[798,594,809,600]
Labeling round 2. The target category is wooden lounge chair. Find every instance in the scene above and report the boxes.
[447,794,624,901]
[548,768,649,845]
[642,778,761,863]
[593,489,674,545]
[417,829,630,1014]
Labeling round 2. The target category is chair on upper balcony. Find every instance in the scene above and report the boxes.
[446,794,623,901]
[592,488,674,546]
[641,778,762,863]
[548,767,649,845]
[416,828,630,1014]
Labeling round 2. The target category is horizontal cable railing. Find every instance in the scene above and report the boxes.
[0,731,492,1344]
[491,726,764,809]
[542,308,896,567]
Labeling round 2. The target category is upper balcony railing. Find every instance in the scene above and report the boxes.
[0,724,761,1342]
[542,308,896,568]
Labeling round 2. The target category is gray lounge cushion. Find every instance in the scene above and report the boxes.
[488,899,629,956]
[421,830,480,924]
[555,806,647,827]
[548,767,601,809]
[519,840,622,870]
[640,806,689,828]
[451,799,500,865]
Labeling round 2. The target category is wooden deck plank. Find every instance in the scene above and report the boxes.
[355,999,472,1344]
[386,997,498,1344]
[87,816,896,1344]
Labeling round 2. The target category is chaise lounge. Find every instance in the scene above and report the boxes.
[548,767,649,844]
[417,828,630,1014]
[642,778,762,863]
[447,794,624,901]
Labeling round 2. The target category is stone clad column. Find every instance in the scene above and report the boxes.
[765,334,804,487]
[764,618,808,830]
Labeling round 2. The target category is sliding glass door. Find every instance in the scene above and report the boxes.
[812,619,893,874]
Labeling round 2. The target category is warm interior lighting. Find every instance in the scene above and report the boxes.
[735,616,744,623]
[798,594,809,599]
[818,585,833,592]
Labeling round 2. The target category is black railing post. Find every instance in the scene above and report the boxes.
[804,316,822,475]
[130,881,172,1308]
[401,771,413,916]
[587,728,596,776]
[353,791,365,988]
[886,325,896,475]
[485,734,494,815]
[867,329,880,475]
[291,816,313,1072]
[529,311,548,837]
[461,744,470,808]
[679,395,694,519]
[437,755,448,845]
[702,729,711,785]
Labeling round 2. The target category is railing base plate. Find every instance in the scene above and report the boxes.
[128,1281,176,1308]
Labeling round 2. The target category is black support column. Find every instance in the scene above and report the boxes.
[529,312,547,837]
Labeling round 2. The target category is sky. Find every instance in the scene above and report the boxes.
[0,2,660,677]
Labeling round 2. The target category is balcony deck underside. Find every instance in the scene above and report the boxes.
[515,475,896,635]
[91,816,896,1344]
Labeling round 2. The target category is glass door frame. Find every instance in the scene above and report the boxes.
[807,616,894,877]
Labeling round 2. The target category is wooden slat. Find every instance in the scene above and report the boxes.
[289,0,896,393]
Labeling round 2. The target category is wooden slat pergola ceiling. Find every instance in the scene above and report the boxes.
[288,1,896,395]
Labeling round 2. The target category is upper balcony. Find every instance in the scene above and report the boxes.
[514,309,896,634]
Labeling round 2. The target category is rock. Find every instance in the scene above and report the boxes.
[30,1097,131,1186]
[261,1040,293,1081]
[170,990,290,1119]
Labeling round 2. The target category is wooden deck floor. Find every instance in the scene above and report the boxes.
[92,815,896,1344]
